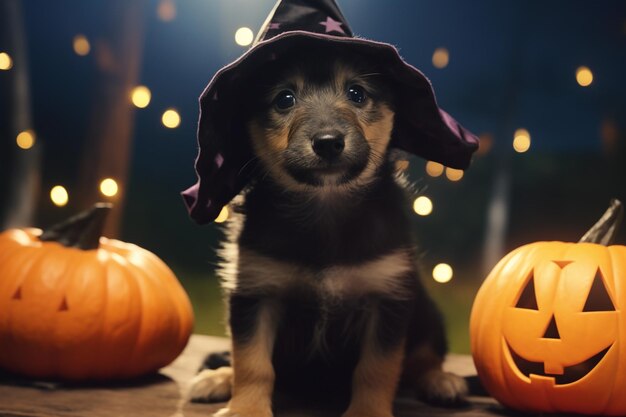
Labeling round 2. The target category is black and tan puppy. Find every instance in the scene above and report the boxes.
[189,46,468,417]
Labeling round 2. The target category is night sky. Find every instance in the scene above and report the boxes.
[1,0,625,276]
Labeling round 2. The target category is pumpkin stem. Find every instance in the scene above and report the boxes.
[579,199,623,245]
[40,203,112,250]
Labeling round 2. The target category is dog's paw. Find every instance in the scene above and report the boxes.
[188,367,233,403]
[415,369,468,407]
[213,406,273,417]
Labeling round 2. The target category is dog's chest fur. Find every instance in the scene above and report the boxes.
[219,172,416,300]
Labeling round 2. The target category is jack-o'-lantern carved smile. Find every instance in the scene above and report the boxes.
[502,260,618,385]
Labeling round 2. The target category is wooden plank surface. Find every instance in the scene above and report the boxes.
[0,334,512,417]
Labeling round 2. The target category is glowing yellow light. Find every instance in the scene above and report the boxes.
[50,186,69,207]
[16,130,36,150]
[425,161,444,177]
[513,128,531,153]
[73,35,91,56]
[100,178,119,197]
[445,168,464,181]
[131,85,151,108]
[432,48,449,69]
[235,27,254,47]
[0,52,13,70]
[413,196,433,216]
[162,109,181,128]
[433,263,453,284]
[157,0,176,22]
[576,66,593,87]
[215,206,230,223]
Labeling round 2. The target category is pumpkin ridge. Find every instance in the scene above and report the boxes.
[605,246,625,414]
[50,248,94,379]
[125,259,181,372]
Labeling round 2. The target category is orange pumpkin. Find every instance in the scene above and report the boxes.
[471,199,626,415]
[0,204,194,381]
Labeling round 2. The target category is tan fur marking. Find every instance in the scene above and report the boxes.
[356,105,395,186]
[219,303,277,417]
[232,248,412,300]
[344,335,405,417]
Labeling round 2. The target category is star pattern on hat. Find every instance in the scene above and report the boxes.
[269,22,281,30]
[319,16,345,34]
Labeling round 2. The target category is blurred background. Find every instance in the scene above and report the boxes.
[1,0,625,353]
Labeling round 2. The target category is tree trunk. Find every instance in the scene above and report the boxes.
[1,0,40,230]
[76,0,147,238]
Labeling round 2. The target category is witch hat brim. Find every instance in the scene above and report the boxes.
[182,0,479,225]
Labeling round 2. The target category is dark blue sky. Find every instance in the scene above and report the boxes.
[2,0,625,270]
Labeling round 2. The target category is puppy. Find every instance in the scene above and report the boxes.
[189,46,468,417]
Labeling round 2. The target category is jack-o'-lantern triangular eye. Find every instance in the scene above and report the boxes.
[515,273,538,310]
[583,269,615,312]
[58,297,69,312]
[12,287,22,300]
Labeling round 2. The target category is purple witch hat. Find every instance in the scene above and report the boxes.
[182,0,479,224]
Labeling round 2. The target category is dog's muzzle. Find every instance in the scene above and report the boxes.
[311,130,345,162]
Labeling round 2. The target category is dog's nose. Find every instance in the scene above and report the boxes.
[312,131,345,160]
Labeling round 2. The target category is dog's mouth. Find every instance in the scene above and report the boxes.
[285,157,367,187]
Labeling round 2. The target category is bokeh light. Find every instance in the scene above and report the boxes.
[50,186,69,207]
[99,178,119,197]
[425,161,444,177]
[215,206,230,223]
[513,128,531,153]
[432,47,449,69]
[445,168,464,181]
[162,109,181,128]
[576,66,593,87]
[157,0,176,22]
[433,263,453,283]
[235,27,254,46]
[131,85,151,108]
[16,130,36,150]
[413,196,433,216]
[0,52,13,70]
[73,35,90,56]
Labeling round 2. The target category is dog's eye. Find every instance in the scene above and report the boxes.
[347,85,366,104]
[274,90,296,110]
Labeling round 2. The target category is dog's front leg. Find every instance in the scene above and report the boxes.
[215,296,278,417]
[343,300,408,417]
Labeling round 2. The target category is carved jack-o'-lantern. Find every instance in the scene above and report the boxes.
[0,204,194,381]
[471,200,626,415]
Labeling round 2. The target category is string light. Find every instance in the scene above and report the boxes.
[162,109,181,128]
[576,66,593,87]
[513,128,531,153]
[413,196,433,216]
[425,161,444,177]
[50,186,69,207]
[445,168,464,181]
[476,133,493,156]
[235,27,254,47]
[99,178,119,197]
[215,206,230,223]
[0,52,13,70]
[157,0,176,22]
[433,263,453,283]
[16,130,36,150]
[432,48,449,69]
[73,35,90,56]
[131,86,151,108]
